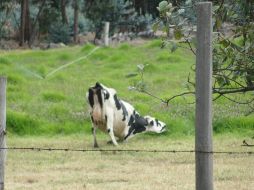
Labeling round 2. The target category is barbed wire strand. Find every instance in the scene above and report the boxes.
[1,147,253,155]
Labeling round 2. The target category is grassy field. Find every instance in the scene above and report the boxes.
[6,134,254,190]
[1,40,254,189]
[0,40,253,136]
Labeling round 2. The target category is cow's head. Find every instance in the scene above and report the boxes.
[144,116,167,133]
[87,82,114,108]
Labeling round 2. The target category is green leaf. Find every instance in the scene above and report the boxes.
[137,64,145,71]
[215,18,222,29]
[125,73,138,78]
[171,42,178,52]
[152,21,160,32]
[158,1,168,10]
[174,28,183,40]
[219,39,230,48]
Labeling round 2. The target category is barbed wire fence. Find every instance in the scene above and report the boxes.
[1,146,254,155]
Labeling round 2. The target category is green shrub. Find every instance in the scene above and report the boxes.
[7,74,25,85]
[42,92,66,102]
[49,21,71,44]
[81,43,95,52]
[58,53,71,61]
[0,57,11,65]
[213,116,254,134]
[119,43,131,50]
[7,111,39,135]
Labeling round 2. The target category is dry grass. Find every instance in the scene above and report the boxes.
[5,134,254,190]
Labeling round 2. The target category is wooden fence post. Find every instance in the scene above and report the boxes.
[195,2,213,190]
[0,77,7,190]
[104,22,110,47]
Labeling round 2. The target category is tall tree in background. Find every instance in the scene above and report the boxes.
[61,0,69,24]
[0,1,16,39]
[20,0,48,46]
[84,0,138,41]
[73,0,79,43]
[20,0,30,46]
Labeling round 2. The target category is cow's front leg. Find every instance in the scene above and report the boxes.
[106,111,118,146]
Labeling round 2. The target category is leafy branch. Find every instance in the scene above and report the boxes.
[129,0,254,115]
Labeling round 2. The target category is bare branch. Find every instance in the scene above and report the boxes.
[213,86,254,95]
[141,89,167,104]
[166,91,195,105]
[185,38,196,55]
[219,94,254,105]
[242,140,254,147]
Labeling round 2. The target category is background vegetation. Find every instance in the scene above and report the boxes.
[0,0,253,137]
[0,40,253,137]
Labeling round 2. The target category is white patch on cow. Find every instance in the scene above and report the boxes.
[144,116,167,133]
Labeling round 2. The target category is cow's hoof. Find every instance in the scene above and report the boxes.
[107,140,119,146]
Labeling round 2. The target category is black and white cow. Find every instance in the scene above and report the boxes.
[87,82,166,147]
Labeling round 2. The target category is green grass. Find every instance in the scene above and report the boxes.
[6,135,254,189]
[0,40,253,136]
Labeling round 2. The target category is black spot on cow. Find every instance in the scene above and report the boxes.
[105,115,107,122]
[113,94,121,110]
[155,119,161,126]
[124,113,147,140]
[120,101,128,121]
[128,114,135,126]
[107,128,110,133]
[133,116,148,134]
[88,88,94,107]
[104,89,110,100]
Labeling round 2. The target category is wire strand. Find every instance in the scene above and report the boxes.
[1,147,253,155]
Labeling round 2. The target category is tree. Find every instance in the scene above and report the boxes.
[0,1,16,39]
[20,0,30,46]
[61,0,69,24]
[133,0,254,114]
[84,0,137,41]
[72,0,80,43]
[20,0,49,46]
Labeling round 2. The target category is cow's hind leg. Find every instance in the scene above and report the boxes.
[106,112,118,146]
[92,126,99,148]
[107,129,118,146]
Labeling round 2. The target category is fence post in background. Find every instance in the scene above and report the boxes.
[104,22,110,47]
[0,77,7,190]
[195,2,213,190]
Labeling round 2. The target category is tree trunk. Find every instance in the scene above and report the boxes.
[73,0,79,43]
[29,0,47,46]
[61,0,68,24]
[19,0,26,46]
[20,0,30,46]
[24,0,30,42]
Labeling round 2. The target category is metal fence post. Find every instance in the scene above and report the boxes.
[195,2,213,190]
[104,22,110,47]
[0,77,7,190]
